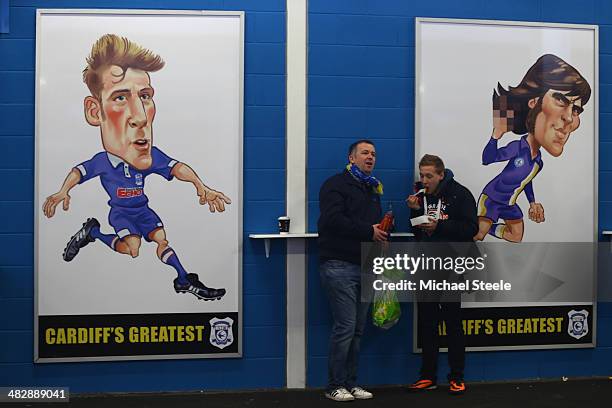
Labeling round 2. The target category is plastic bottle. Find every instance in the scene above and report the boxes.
[379,204,394,232]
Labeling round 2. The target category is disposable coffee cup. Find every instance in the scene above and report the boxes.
[278,216,290,234]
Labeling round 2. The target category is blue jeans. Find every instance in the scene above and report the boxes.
[320,260,371,391]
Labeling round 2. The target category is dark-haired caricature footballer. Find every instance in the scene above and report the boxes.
[474,54,591,243]
[43,34,232,301]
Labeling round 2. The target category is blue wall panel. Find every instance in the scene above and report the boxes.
[0,266,33,298]
[601,113,612,142]
[4,6,34,38]
[0,332,32,363]
[309,45,412,78]
[0,298,32,330]
[0,39,34,69]
[541,0,596,23]
[601,84,612,113]
[244,106,285,138]
[0,105,33,135]
[246,11,286,42]
[0,202,33,233]
[0,0,286,393]
[308,107,368,138]
[0,72,34,103]
[0,137,33,169]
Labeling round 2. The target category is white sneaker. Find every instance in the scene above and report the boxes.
[350,386,374,400]
[325,387,355,402]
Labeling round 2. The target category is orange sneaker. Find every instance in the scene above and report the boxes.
[449,379,466,395]
[408,379,437,391]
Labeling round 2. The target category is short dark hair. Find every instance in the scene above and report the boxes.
[493,54,591,135]
[419,154,445,174]
[348,139,375,156]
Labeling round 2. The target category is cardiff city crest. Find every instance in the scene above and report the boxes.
[514,157,525,168]
[210,317,234,349]
[567,310,589,340]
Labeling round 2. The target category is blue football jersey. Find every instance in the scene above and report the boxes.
[75,147,178,208]
[482,136,543,205]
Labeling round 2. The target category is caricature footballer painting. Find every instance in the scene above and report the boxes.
[416,19,596,244]
[35,11,243,361]
[473,54,591,243]
[415,18,597,350]
[43,33,232,301]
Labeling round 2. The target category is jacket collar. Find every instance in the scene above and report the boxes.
[344,169,368,189]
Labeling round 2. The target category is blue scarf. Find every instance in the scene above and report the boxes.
[346,163,383,195]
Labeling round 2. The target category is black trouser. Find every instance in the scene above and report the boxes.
[417,301,465,382]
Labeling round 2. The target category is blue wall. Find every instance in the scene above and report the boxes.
[307,0,612,387]
[0,0,286,392]
[1,0,611,394]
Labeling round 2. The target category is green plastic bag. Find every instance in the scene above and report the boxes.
[371,270,402,329]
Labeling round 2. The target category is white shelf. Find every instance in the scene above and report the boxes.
[249,233,318,239]
[249,232,414,257]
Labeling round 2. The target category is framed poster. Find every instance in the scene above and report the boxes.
[415,18,597,350]
[35,9,243,362]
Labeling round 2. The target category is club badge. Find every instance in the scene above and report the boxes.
[567,309,589,340]
[210,317,234,349]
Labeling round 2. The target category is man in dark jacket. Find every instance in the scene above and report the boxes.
[318,139,388,402]
[406,154,477,395]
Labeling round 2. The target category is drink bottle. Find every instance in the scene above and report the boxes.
[379,204,394,232]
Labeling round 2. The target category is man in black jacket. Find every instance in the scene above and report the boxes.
[406,154,477,395]
[318,139,388,402]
